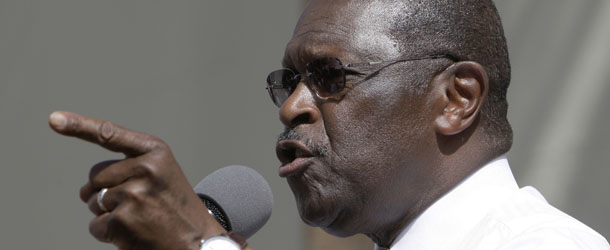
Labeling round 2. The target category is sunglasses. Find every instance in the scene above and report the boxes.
[265,54,457,107]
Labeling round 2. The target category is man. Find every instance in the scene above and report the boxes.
[49,0,609,249]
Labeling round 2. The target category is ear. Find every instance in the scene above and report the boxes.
[433,61,489,136]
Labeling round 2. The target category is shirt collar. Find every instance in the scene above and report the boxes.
[375,155,518,250]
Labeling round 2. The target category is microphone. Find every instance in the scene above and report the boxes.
[194,165,273,239]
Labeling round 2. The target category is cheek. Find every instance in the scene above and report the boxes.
[320,76,432,194]
[325,78,425,162]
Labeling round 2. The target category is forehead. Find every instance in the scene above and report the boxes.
[283,0,408,68]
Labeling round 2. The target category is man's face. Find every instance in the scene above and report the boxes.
[275,0,440,236]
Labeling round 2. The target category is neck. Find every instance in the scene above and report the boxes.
[366,129,502,248]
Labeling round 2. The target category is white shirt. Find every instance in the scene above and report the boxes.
[375,156,610,250]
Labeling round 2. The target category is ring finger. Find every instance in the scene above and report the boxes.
[88,186,120,215]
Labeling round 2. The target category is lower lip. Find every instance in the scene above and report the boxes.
[279,157,313,177]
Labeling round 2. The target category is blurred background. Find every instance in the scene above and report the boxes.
[0,0,608,249]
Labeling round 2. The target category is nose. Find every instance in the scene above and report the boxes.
[279,83,321,128]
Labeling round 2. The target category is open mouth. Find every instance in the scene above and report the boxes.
[276,139,315,177]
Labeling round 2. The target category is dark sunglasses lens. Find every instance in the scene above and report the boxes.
[306,58,345,96]
[267,69,299,106]
[269,88,291,107]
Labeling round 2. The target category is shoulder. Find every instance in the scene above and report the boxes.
[453,186,609,250]
[494,186,610,250]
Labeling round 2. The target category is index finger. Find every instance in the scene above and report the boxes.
[49,111,162,156]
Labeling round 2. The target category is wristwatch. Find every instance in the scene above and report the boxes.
[199,232,247,250]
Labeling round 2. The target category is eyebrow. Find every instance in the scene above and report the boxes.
[282,42,349,71]
[281,50,311,72]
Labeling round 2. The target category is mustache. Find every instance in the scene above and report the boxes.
[277,128,330,157]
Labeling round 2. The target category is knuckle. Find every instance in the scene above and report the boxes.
[133,161,158,178]
[111,210,127,224]
[132,161,169,191]
[97,121,116,144]
[147,137,169,151]
[121,184,148,203]
[111,205,135,226]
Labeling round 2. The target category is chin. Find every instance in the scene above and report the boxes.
[294,185,375,238]
[288,162,361,236]
[313,212,362,238]
[296,196,362,238]
[296,193,339,228]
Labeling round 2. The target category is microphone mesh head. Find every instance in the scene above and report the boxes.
[194,165,273,239]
